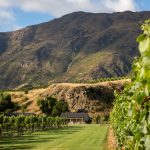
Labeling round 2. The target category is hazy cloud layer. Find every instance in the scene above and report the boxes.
[0,0,138,31]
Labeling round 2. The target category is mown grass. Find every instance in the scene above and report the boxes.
[0,124,108,150]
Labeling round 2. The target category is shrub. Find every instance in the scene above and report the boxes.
[0,92,18,114]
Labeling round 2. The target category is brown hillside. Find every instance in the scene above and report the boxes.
[10,79,130,114]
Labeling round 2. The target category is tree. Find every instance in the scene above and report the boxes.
[55,100,68,115]
[37,97,68,116]
[51,106,59,117]
[0,92,18,114]
[37,97,56,115]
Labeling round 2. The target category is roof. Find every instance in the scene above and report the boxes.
[60,112,90,121]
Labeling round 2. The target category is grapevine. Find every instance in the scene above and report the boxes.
[111,20,150,150]
[0,114,67,137]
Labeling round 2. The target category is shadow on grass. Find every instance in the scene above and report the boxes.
[0,125,84,150]
[0,145,34,150]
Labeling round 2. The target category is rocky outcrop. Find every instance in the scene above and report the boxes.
[10,80,130,113]
[39,80,129,113]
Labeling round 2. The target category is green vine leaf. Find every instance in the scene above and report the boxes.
[111,19,150,150]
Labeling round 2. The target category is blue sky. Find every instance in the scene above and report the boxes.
[0,0,149,32]
[136,0,150,11]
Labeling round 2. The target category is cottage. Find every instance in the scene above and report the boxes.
[60,112,91,124]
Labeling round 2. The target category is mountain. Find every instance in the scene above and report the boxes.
[0,11,150,89]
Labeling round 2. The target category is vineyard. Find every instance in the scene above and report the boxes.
[0,114,67,137]
[111,20,150,149]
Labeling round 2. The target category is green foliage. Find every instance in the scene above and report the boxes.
[77,76,129,84]
[111,20,150,149]
[94,114,109,124]
[24,90,28,94]
[0,92,18,114]
[21,104,27,113]
[95,115,101,124]
[37,97,68,116]
[0,114,67,137]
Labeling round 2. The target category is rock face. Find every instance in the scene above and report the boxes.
[42,84,114,113]
[10,80,130,113]
[0,11,150,89]
[39,80,129,113]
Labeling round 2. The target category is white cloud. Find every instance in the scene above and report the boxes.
[0,9,20,32]
[0,0,137,31]
[104,0,136,12]
[18,0,136,16]
[0,10,14,20]
[0,0,137,17]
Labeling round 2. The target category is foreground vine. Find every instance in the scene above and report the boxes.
[111,20,150,150]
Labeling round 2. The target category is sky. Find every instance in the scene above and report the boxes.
[0,0,150,32]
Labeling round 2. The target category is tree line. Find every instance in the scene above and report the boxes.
[76,76,128,84]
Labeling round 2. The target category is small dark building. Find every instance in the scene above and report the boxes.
[60,112,91,124]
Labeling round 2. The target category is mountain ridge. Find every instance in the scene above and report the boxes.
[0,11,150,89]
